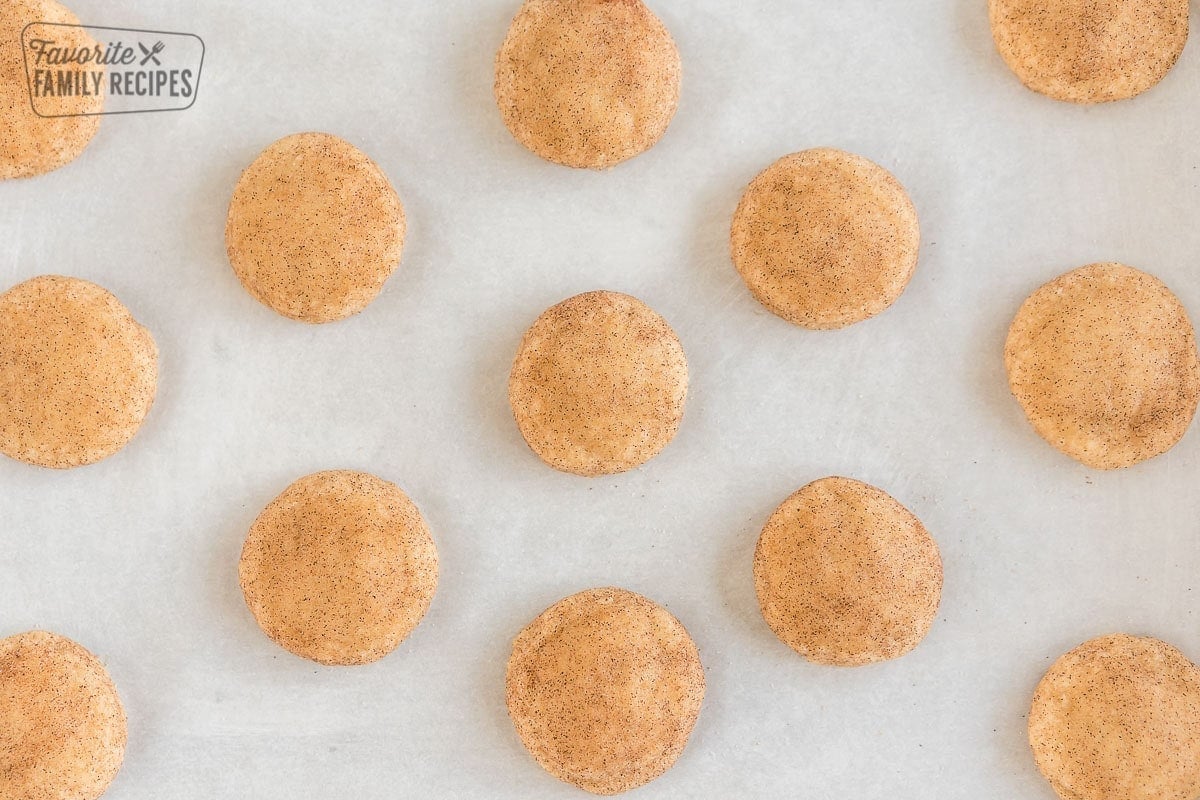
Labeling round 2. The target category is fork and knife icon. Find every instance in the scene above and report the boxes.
[138,41,165,66]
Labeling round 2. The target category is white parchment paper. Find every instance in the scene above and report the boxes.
[2,1,1199,797]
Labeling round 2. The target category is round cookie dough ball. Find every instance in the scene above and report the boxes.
[989,0,1189,104]
[730,148,920,329]
[0,631,127,800]
[225,132,406,323]
[1029,634,1200,800]
[0,275,158,469]
[239,470,439,666]
[1,0,102,179]
[494,0,682,169]
[753,476,943,666]
[506,588,705,795]
[1005,263,1200,470]
[508,290,688,477]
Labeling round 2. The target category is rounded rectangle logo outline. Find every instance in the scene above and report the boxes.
[20,22,206,118]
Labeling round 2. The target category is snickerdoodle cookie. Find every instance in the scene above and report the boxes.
[494,0,681,169]
[226,132,406,323]
[0,630,127,800]
[0,0,102,179]
[753,476,942,666]
[506,588,705,795]
[1005,263,1199,469]
[508,291,687,476]
[1029,634,1200,800]
[239,470,439,666]
[989,0,1189,103]
[0,275,158,468]
[731,148,920,329]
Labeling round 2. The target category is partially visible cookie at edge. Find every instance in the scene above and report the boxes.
[1005,262,1200,469]
[0,630,127,800]
[0,0,102,179]
[0,275,158,469]
[989,0,1190,103]
[1029,634,1200,800]
[494,0,682,169]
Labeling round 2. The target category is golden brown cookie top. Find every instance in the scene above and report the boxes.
[0,630,127,800]
[494,0,682,169]
[730,148,920,329]
[239,470,439,666]
[989,0,1189,104]
[1029,634,1200,800]
[225,132,406,323]
[505,587,705,795]
[0,275,159,469]
[508,290,688,477]
[1005,263,1200,470]
[753,476,943,666]
[0,0,102,179]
